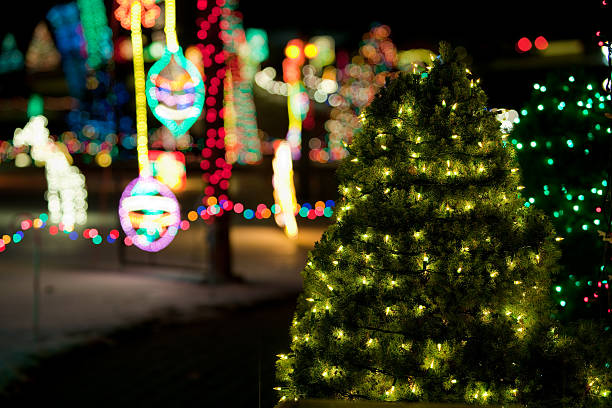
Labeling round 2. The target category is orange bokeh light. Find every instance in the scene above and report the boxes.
[534,36,548,50]
[114,0,161,30]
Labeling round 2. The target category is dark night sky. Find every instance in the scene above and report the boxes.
[2,0,606,57]
[1,0,609,108]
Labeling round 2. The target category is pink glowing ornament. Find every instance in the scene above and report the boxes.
[118,176,180,252]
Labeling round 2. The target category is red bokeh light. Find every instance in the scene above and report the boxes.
[517,37,532,52]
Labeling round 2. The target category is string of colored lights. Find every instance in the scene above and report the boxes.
[76,0,113,69]
[0,199,335,253]
[46,3,88,99]
[196,0,232,202]
[510,73,612,316]
[513,77,611,232]
[48,1,122,158]
[73,0,116,165]
[223,69,239,164]
[595,0,612,315]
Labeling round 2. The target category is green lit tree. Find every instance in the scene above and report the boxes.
[276,43,609,407]
[510,69,611,321]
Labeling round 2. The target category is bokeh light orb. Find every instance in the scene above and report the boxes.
[534,36,548,50]
[517,37,532,52]
[118,176,180,252]
[285,44,301,59]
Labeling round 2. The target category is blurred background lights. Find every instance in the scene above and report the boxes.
[304,43,318,59]
[517,37,532,52]
[12,116,88,229]
[534,36,549,50]
[285,44,301,59]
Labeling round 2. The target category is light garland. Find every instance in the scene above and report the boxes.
[117,0,180,253]
[511,73,611,315]
[46,3,87,98]
[0,199,335,253]
[196,0,232,200]
[76,0,113,69]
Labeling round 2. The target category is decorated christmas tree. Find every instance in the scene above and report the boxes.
[0,33,24,74]
[509,69,611,321]
[25,21,61,73]
[276,43,609,406]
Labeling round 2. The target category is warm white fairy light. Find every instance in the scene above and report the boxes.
[272,141,298,239]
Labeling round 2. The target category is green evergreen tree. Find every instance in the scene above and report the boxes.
[509,69,611,321]
[276,43,608,406]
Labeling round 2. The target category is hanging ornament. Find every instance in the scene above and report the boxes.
[145,0,204,136]
[118,1,180,252]
[118,176,180,252]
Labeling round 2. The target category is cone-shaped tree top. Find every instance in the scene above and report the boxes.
[276,42,567,406]
[26,21,61,73]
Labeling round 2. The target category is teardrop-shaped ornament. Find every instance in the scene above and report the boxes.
[146,46,205,136]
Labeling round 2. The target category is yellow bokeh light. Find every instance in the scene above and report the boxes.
[304,43,318,59]
[187,210,198,222]
[95,151,112,167]
[272,141,298,239]
[130,1,150,177]
[153,152,185,191]
[285,44,301,59]
[207,196,218,206]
